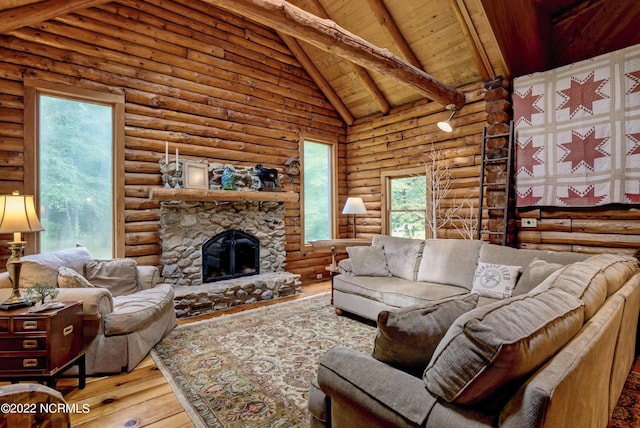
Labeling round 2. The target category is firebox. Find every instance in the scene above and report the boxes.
[202,230,260,283]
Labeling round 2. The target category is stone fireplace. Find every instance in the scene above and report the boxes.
[158,198,301,318]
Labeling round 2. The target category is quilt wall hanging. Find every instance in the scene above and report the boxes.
[513,43,640,207]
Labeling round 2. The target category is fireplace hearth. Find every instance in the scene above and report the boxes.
[202,229,259,282]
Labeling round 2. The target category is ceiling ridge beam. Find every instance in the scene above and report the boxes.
[200,0,466,109]
[280,33,355,125]
[0,0,112,34]
[366,0,422,69]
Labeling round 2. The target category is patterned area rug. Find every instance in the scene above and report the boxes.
[152,293,376,427]
[609,370,640,427]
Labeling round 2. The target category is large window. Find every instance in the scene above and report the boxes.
[382,168,428,239]
[25,81,125,258]
[303,140,336,243]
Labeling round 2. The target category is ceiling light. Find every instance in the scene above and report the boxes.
[437,104,457,132]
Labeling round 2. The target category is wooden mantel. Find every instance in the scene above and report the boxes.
[149,188,299,203]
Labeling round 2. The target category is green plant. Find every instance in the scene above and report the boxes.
[25,282,59,305]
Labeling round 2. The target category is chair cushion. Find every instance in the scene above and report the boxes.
[423,288,584,407]
[104,283,174,335]
[57,266,95,288]
[373,294,478,377]
[347,246,391,277]
[20,246,93,286]
[471,262,521,299]
[83,258,140,296]
[372,235,425,281]
[416,239,482,289]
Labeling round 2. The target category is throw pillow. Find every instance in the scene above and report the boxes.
[57,266,95,288]
[513,258,564,296]
[371,235,425,281]
[83,258,140,296]
[423,288,585,407]
[20,246,93,286]
[416,239,482,289]
[470,262,520,299]
[347,246,391,277]
[372,294,479,377]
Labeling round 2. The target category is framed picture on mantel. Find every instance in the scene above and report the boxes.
[184,161,209,189]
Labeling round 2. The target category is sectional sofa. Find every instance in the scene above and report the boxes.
[310,235,640,427]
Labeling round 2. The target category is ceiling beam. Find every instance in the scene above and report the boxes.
[305,0,390,114]
[200,0,466,109]
[366,0,422,69]
[0,0,111,34]
[450,0,495,80]
[279,33,355,125]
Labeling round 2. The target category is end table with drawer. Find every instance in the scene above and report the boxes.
[0,301,85,389]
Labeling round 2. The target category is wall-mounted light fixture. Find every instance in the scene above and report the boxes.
[437,104,457,132]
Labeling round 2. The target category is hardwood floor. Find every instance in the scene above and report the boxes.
[55,281,330,427]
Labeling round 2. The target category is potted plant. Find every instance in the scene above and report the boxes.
[25,282,59,308]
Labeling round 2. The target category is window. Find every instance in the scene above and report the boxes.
[382,168,429,239]
[302,140,336,243]
[25,81,125,258]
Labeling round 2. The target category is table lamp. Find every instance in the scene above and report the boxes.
[0,191,44,310]
[342,197,367,238]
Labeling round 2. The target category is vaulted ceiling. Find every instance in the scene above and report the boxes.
[2,0,639,124]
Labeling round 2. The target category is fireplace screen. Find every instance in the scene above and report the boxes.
[202,230,260,282]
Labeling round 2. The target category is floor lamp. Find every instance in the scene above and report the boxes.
[342,197,367,238]
[0,191,44,310]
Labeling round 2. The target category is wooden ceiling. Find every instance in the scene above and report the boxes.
[1,0,639,124]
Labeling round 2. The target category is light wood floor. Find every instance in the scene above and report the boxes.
[1,281,331,428]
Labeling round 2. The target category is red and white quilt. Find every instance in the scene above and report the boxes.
[513,44,640,207]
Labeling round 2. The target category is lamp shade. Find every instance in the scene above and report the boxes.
[0,192,44,234]
[342,197,367,215]
[437,104,456,133]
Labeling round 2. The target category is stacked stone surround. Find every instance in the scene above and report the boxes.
[159,200,302,319]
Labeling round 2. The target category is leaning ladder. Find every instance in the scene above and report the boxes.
[477,121,515,245]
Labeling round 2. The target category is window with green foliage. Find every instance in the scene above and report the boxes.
[303,140,335,242]
[388,175,427,239]
[37,94,114,258]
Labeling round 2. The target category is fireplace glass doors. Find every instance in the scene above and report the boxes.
[202,230,260,282]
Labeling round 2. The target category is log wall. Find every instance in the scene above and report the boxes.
[0,0,345,280]
[341,81,487,240]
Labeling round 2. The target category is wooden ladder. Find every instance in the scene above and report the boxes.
[477,121,515,245]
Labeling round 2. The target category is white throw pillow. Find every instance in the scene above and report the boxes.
[471,262,520,299]
[347,246,391,277]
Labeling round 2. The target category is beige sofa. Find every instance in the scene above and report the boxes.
[0,247,176,375]
[310,236,640,427]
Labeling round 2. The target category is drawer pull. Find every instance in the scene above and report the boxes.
[22,320,38,330]
[22,339,38,349]
[23,359,38,368]
[63,325,73,336]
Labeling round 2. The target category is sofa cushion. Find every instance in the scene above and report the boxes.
[416,239,482,289]
[347,246,391,277]
[371,235,425,281]
[423,288,584,406]
[57,266,95,288]
[545,253,638,320]
[104,283,174,335]
[20,246,93,286]
[471,262,520,299]
[83,258,140,297]
[514,258,564,296]
[373,294,478,377]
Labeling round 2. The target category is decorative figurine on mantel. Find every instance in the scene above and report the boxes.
[221,165,235,190]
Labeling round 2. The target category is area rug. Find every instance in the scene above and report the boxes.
[609,370,640,427]
[152,293,376,427]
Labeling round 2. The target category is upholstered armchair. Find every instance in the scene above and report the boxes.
[0,383,71,427]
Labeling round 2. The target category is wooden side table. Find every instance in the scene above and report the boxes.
[0,301,85,389]
[308,239,372,273]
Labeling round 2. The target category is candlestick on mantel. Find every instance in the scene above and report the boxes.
[175,148,179,169]
[165,141,169,165]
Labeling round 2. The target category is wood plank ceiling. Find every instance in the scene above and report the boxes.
[2,0,640,125]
